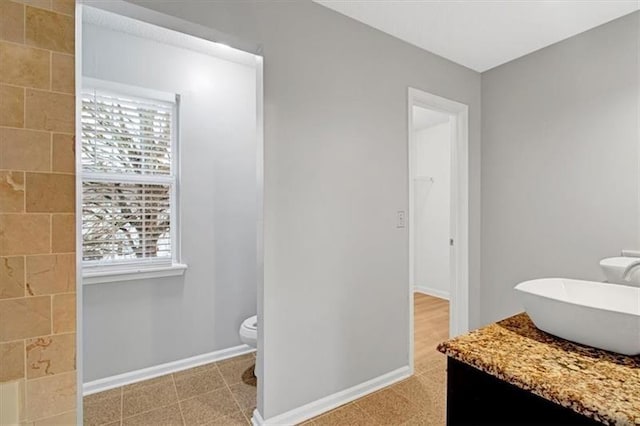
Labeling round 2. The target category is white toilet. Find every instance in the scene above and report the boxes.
[239,315,259,380]
[239,315,257,348]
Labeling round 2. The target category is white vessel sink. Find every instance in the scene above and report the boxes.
[514,278,640,355]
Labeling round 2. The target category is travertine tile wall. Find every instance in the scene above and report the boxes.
[0,0,77,424]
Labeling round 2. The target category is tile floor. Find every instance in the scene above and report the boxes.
[83,294,448,425]
[303,293,448,425]
[83,353,256,425]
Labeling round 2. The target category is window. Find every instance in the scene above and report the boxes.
[81,81,184,281]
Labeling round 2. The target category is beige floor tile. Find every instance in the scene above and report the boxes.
[83,388,122,426]
[216,354,255,386]
[204,409,248,426]
[241,408,255,424]
[215,413,248,425]
[419,365,446,390]
[355,387,421,425]
[311,403,372,426]
[228,382,256,411]
[122,403,183,426]
[173,364,226,401]
[414,350,446,376]
[180,387,240,425]
[400,409,445,426]
[122,375,178,418]
[392,376,439,406]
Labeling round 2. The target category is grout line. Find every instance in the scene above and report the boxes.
[49,50,52,92]
[11,85,75,97]
[119,385,123,426]
[171,374,186,426]
[22,1,54,14]
[49,213,53,254]
[216,362,251,424]
[0,212,60,216]
[22,255,27,297]
[0,125,70,136]
[0,320,75,346]
[27,409,77,424]
[120,399,181,424]
[49,293,53,338]
[22,2,25,44]
[22,340,27,419]
[0,168,76,176]
[1,281,77,301]
[22,86,26,129]
[117,373,185,423]
[49,132,53,172]
[87,356,251,425]
[22,171,27,214]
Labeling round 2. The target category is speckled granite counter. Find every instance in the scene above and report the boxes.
[437,313,640,425]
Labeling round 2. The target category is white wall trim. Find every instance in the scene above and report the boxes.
[83,345,254,396]
[82,263,188,285]
[251,409,265,426]
[253,366,410,426]
[414,286,450,300]
[408,87,470,376]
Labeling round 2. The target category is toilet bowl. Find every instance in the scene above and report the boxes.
[239,315,257,348]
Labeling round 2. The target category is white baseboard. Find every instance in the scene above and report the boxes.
[414,285,450,300]
[255,366,410,426]
[251,409,265,426]
[83,344,255,396]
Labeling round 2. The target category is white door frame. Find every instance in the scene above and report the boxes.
[408,87,469,372]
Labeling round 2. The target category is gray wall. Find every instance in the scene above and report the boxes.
[82,22,258,380]
[481,12,640,324]
[114,0,482,419]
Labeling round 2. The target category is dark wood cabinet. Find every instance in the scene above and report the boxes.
[446,358,603,426]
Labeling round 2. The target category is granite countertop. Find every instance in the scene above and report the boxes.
[437,313,640,425]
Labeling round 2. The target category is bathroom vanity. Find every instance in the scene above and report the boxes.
[438,313,640,425]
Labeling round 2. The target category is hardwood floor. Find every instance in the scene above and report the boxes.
[414,293,450,375]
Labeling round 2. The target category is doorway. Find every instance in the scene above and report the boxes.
[75,2,265,423]
[408,88,469,374]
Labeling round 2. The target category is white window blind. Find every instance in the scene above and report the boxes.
[81,87,177,267]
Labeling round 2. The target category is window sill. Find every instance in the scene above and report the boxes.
[83,263,188,285]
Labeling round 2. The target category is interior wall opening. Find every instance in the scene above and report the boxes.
[410,105,452,374]
[76,4,264,424]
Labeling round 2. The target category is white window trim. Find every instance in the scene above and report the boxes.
[81,78,186,284]
[83,263,188,285]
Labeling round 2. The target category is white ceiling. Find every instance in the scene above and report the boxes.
[413,106,449,130]
[314,1,640,72]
